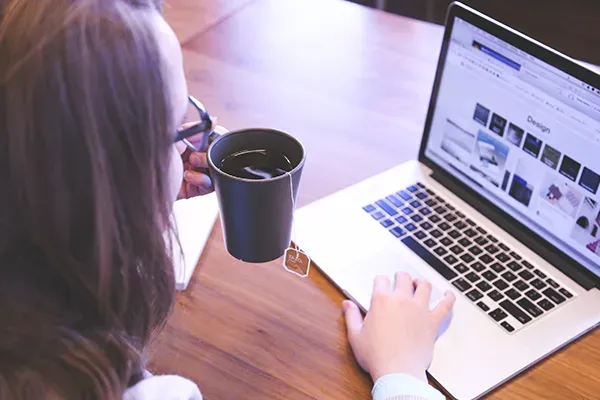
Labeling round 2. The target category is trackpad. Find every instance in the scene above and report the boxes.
[341,253,451,338]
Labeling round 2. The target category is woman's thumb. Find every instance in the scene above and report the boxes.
[342,300,363,344]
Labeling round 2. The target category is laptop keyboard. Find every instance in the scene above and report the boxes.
[363,181,575,334]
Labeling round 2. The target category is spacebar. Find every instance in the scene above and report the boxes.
[401,236,458,280]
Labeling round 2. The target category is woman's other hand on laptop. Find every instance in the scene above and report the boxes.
[342,272,455,383]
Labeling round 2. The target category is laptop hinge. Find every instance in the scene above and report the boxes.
[430,169,600,290]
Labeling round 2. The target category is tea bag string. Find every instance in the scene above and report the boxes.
[287,170,298,252]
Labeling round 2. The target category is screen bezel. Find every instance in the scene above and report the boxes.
[418,2,600,288]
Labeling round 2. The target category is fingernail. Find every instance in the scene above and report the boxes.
[184,171,192,180]
[342,300,351,311]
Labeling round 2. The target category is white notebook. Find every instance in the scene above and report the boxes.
[170,193,219,290]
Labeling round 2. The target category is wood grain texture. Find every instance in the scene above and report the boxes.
[150,0,600,398]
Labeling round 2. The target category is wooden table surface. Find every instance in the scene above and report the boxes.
[151,0,600,398]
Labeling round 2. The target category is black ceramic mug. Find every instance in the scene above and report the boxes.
[207,128,306,263]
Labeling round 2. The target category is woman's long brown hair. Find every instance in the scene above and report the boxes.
[0,0,177,398]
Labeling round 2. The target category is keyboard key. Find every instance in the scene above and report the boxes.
[546,279,559,289]
[501,321,515,332]
[416,192,428,200]
[434,247,448,256]
[458,238,472,247]
[466,218,476,226]
[395,216,408,224]
[531,279,546,290]
[444,255,459,265]
[487,235,499,243]
[456,211,465,218]
[496,253,510,263]
[454,263,469,274]
[407,185,419,193]
[517,298,543,318]
[538,298,555,311]
[488,290,504,301]
[460,254,475,263]
[466,289,483,301]
[477,301,490,312]
[363,204,376,212]
[397,190,412,201]
[401,207,413,215]
[475,236,489,246]
[429,214,441,223]
[372,211,385,220]
[409,200,422,208]
[454,221,467,230]
[411,214,424,223]
[430,229,443,238]
[410,200,422,208]
[419,208,432,216]
[489,308,508,321]
[449,245,464,255]
[425,199,437,207]
[479,254,494,264]
[507,261,522,272]
[381,219,394,228]
[405,223,417,232]
[376,200,398,216]
[446,204,456,211]
[465,272,480,283]
[452,278,472,292]
[416,182,426,189]
[490,263,505,273]
[444,213,458,222]
[471,261,486,272]
[522,260,534,269]
[525,289,542,301]
[440,237,453,246]
[390,226,407,238]
[469,246,483,256]
[476,227,487,235]
[434,206,447,214]
[534,270,547,279]
[482,270,497,281]
[464,229,478,238]
[421,222,433,230]
[386,195,404,207]
[448,230,461,239]
[506,288,520,300]
[498,243,510,252]
[484,244,499,254]
[514,280,529,291]
[438,222,451,231]
[425,188,435,195]
[477,281,492,292]
[518,270,534,281]
[500,300,532,324]
[414,230,427,240]
[493,279,509,291]
[510,251,522,260]
[543,288,566,305]
[435,195,446,203]
[401,237,458,280]
[559,288,573,299]
[502,271,517,282]
[424,238,437,248]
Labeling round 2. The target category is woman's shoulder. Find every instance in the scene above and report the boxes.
[123,373,202,400]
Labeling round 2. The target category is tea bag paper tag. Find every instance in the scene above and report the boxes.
[283,248,311,278]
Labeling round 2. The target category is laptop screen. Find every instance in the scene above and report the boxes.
[424,16,600,277]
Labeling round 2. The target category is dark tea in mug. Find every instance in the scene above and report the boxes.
[219,149,294,180]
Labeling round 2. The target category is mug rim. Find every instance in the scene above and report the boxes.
[207,128,306,183]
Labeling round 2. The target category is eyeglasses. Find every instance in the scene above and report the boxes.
[174,95,215,152]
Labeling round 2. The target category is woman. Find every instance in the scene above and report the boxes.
[0,0,455,399]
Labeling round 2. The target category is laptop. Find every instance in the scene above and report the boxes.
[295,2,600,399]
